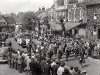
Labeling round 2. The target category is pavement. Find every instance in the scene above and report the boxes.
[0,55,100,75]
[0,37,99,75]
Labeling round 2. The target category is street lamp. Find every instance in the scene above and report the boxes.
[38,19,41,38]
[27,18,34,58]
[60,18,66,37]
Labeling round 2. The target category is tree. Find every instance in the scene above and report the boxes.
[60,18,66,37]
[43,16,50,29]
[57,0,64,6]
[22,12,38,31]
[68,0,78,4]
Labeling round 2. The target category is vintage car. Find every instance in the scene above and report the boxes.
[0,46,9,64]
[0,47,9,59]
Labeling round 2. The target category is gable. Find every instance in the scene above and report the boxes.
[0,18,6,22]
[37,11,47,19]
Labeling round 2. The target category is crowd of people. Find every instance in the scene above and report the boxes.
[6,32,100,75]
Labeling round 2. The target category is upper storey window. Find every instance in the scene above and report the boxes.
[78,0,84,3]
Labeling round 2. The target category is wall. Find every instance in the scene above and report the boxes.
[87,4,100,39]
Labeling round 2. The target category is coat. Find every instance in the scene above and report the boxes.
[30,60,41,75]
[43,63,52,75]
[51,64,59,75]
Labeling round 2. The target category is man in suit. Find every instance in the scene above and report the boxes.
[43,59,52,75]
[30,58,41,75]
[51,60,60,75]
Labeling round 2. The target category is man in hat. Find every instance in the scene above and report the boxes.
[81,70,88,75]
[7,48,12,68]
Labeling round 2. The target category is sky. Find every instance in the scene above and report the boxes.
[0,0,54,14]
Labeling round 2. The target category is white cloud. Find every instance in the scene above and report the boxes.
[0,0,54,14]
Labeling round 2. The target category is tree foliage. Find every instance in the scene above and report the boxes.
[68,0,78,4]
[22,12,38,31]
[57,0,64,6]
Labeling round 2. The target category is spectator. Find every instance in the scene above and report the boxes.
[51,60,60,75]
[81,70,87,75]
[43,59,52,75]
[57,62,65,75]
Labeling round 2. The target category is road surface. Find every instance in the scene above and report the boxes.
[0,38,99,75]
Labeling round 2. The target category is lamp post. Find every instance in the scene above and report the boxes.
[27,18,34,57]
[60,18,66,37]
[38,19,41,38]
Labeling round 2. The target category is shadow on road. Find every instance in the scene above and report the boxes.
[82,64,90,68]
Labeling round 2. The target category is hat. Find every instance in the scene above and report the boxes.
[81,70,87,73]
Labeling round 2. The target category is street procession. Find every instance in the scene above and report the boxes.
[0,0,100,75]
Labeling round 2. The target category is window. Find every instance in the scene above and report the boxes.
[78,0,83,3]
[68,9,72,21]
[80,7,83,20]
[93,25,97,35]
[94,12,97,20]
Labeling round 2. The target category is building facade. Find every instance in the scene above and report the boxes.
[78,0,100,39]
[0,15,15,33]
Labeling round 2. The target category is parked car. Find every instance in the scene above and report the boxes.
[0,47,9,59]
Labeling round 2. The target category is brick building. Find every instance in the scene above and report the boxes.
[78,0,100,39]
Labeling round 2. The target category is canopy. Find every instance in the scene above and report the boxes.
[49,21,80,31]
[64,22,80,31]
[49,21,62,31]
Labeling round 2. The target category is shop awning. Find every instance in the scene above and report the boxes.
[49,21,62,31]
[65,22,80,31]
[49,21,80,31]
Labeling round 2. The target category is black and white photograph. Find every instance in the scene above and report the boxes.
[0,0,100,75]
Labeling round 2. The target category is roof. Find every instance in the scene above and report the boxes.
[77,0,100,6]
[4,16,16,24]
[35,10,45,16]
[86,0,100,5]
[49,21,80,31]
[68,0,78,4]
[37,11,47,19]
[64,22,80,31]
[0,15,16,25]
[49,21,62,30]
[50,4,55,9]
[35,10,47,19]
[67,4,75,9]
[0,15,4,20]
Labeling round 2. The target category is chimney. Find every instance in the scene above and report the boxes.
[42,6,45,11]
[39,7,41,11]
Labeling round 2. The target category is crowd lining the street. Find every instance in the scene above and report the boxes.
[6,32,100,75]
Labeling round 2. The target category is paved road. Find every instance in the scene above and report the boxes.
[0,56,100,75]
[59,55,100,75]
[0,64,25,75]
[0,38,99,75]
[6,38,27,52]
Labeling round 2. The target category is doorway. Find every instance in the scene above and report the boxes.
[98,29,100,39]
